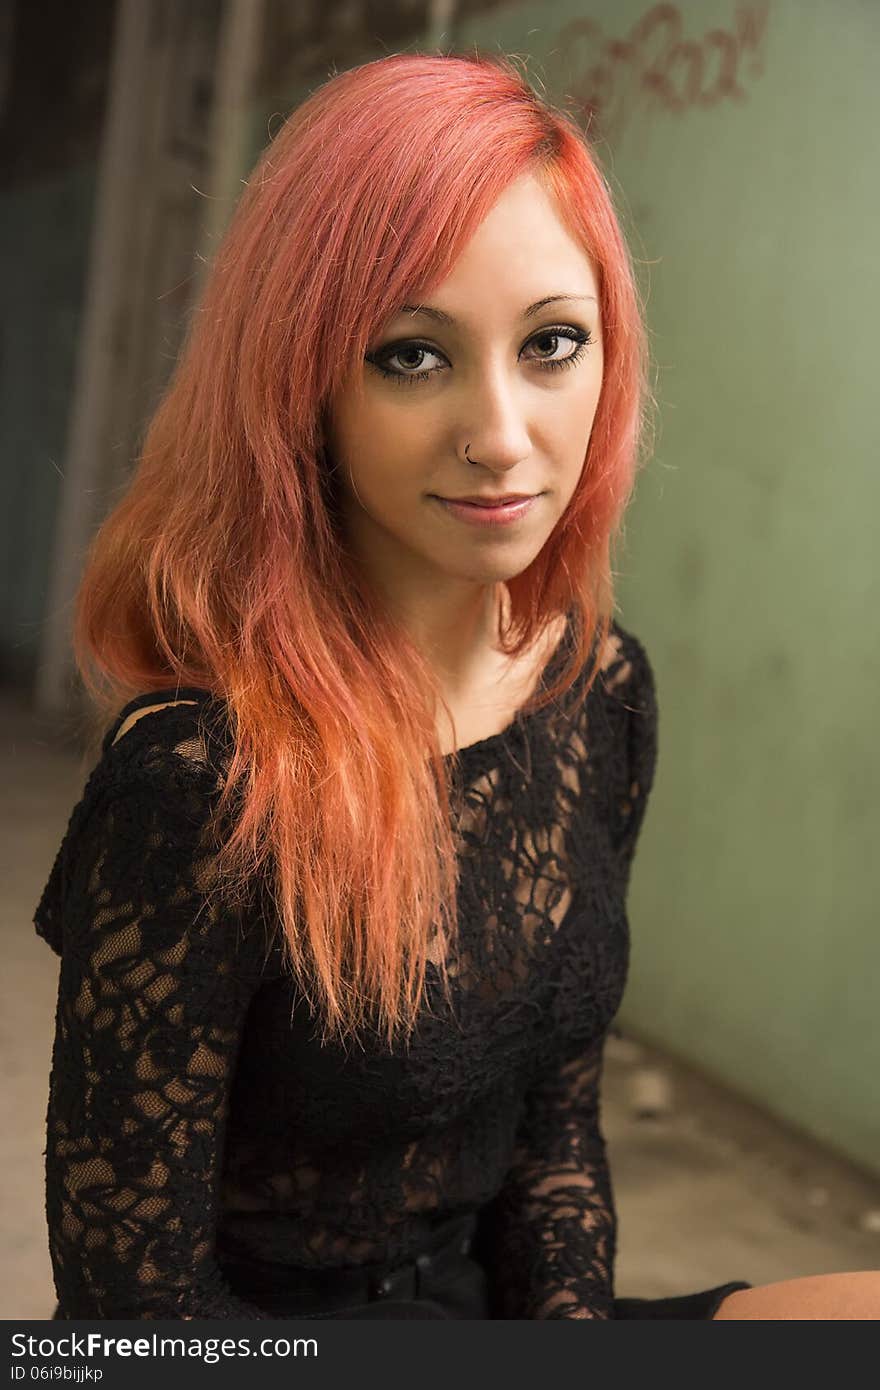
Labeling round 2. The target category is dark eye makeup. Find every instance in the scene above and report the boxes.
[364,325,595,388]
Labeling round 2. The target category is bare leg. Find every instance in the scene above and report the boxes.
[713,1271,880,1319]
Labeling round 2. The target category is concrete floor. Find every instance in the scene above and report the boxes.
[3,688,879,1319]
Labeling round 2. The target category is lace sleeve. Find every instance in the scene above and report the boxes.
[41,739,275,1319]
[476,629,658,1319]
[477,1032,616,1318]
[606,628,658,879]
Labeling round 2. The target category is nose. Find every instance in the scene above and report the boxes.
[458,363,532,473]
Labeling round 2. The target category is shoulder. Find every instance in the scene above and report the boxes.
[102,686,218,755]
[589,623,659,866]
[80,690,224,838]
[40,690,221,888]
[96,688,232,791]
[588,619,657,733]
[34,690,237,959]
[110,699,202,748]
[89,691,240,853]
[594,619,658,786]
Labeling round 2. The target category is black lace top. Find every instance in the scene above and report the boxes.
[34,618,658,1320]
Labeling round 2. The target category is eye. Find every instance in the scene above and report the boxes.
[522,327,593,370]
[364,323,595,387]
[368,342,447,384]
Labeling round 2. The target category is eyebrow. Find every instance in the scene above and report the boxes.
[397,293,597,326]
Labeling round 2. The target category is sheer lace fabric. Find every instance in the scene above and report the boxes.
[34,619,657,1319]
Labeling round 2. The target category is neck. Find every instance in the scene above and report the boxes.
[395,583,507,699]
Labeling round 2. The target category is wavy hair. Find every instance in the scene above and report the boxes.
[73,51,653,1048]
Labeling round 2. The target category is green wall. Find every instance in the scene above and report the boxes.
[454,0,879,1175]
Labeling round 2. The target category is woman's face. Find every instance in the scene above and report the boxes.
[325,171,604,601]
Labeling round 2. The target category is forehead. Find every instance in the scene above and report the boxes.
[404,174,598,317]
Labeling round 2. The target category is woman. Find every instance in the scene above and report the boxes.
[35,51,878,1320]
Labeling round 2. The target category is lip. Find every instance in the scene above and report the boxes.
[432,494,541,528]
[447,494,535,506]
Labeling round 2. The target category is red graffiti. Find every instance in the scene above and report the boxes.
[545,2,770,145]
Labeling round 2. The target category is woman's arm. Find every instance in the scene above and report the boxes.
[476,626,659,1319]
[478,1032,618,1318]
[41,737,275,1319]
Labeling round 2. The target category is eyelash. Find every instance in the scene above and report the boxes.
[365,325,595,388]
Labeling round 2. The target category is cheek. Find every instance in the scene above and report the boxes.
[346,405,438,491]
[332,389,427,462]
[333,419,422,513]
[577,373,603,440]
[548,389,599,463]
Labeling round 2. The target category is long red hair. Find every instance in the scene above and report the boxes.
[73,51,653,1047]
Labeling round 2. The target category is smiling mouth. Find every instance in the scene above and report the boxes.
[431,494,542,507]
